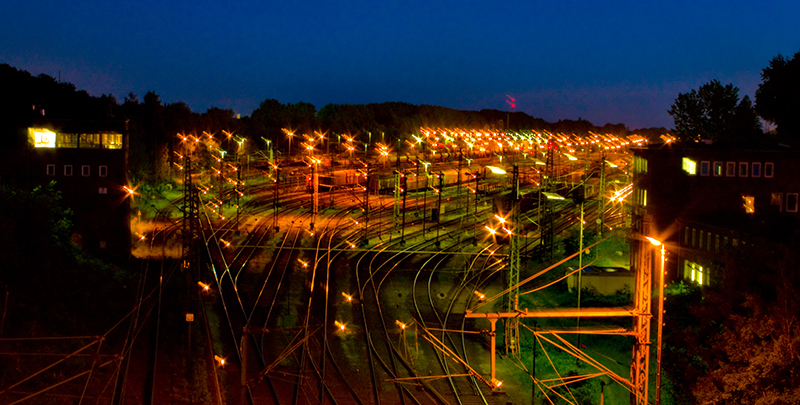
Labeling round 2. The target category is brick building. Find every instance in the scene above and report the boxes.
[631,144,800,286]
[25,118,131,260]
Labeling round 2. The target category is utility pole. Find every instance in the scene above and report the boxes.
[531,320,537,405]
[575,198,585,358]
[598,150,607,237]
[401,172,408,245]
[422,164,428,237]
[540,138,555,258]
[393,158,401,240]
[362,166,370,246]
[273,166,280,234]
[457,150,463,211]
[631,215,654,405]
[182,145,199,269]
[505,165,521,356]
[435,171,443,248]
[236,163,241,233]
[471,169,479,246]
[218,154,224,207]
[311,161,319,230]
[415,159,421,220]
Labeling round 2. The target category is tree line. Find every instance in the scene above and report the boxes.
[663,48,800,405]
[669,49,800,146]
[0,63,666,183]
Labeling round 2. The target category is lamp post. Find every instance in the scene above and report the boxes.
[646,236,666,405]
[283,129,294,157]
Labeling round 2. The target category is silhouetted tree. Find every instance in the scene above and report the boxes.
[600,122,628,136]
[692,242,800,403]
[0,183,129,336]
[756,50,800,140]
[668,80,762,145]
[552,118,596,135]
[251,98,289,148]
[163,102,198,136]
[663,233,800,404]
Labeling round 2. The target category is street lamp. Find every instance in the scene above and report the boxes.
[485,166,503,175]
[647,236,666,405]
[282,128,294,157]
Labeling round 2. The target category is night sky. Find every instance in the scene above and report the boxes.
[2,1,798,129]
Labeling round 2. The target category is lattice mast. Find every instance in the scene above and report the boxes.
[631,214,653,405]
[598,150,607,236]
[505,165,521,356]
[540,138,556,258]
[182,150,199,271]
[393,158,401,238]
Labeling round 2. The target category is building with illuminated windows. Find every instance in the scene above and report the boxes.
[631,144,800,287]
[25,118,131,260]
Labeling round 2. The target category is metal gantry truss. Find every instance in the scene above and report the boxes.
[466,231,654,404]
[466,158,653,405]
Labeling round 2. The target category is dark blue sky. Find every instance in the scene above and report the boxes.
[2,1,798,129]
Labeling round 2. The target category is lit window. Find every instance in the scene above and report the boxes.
[81,165,90,177]
[743,195,755,214]
[634,156,648,174]
[751,162,761,177]
[79,133,101,148]
[726,162,736,177]
[99,165,108,177]
[102,133,123,149]
[64,165,73,176]
[29,128,56,148]
[765,162,774,178]
[58,133,78,148]
[684,261,708,286]
[771,193,783,212]
[99,187,108,194]
[682,158,697,175]
[46,164,55,176]
[724,236,729,248]
[788,193,798,213]
[700,161,710,176]
[738,162,748,177]
[99,240,107,249]
[713,162,723,176]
